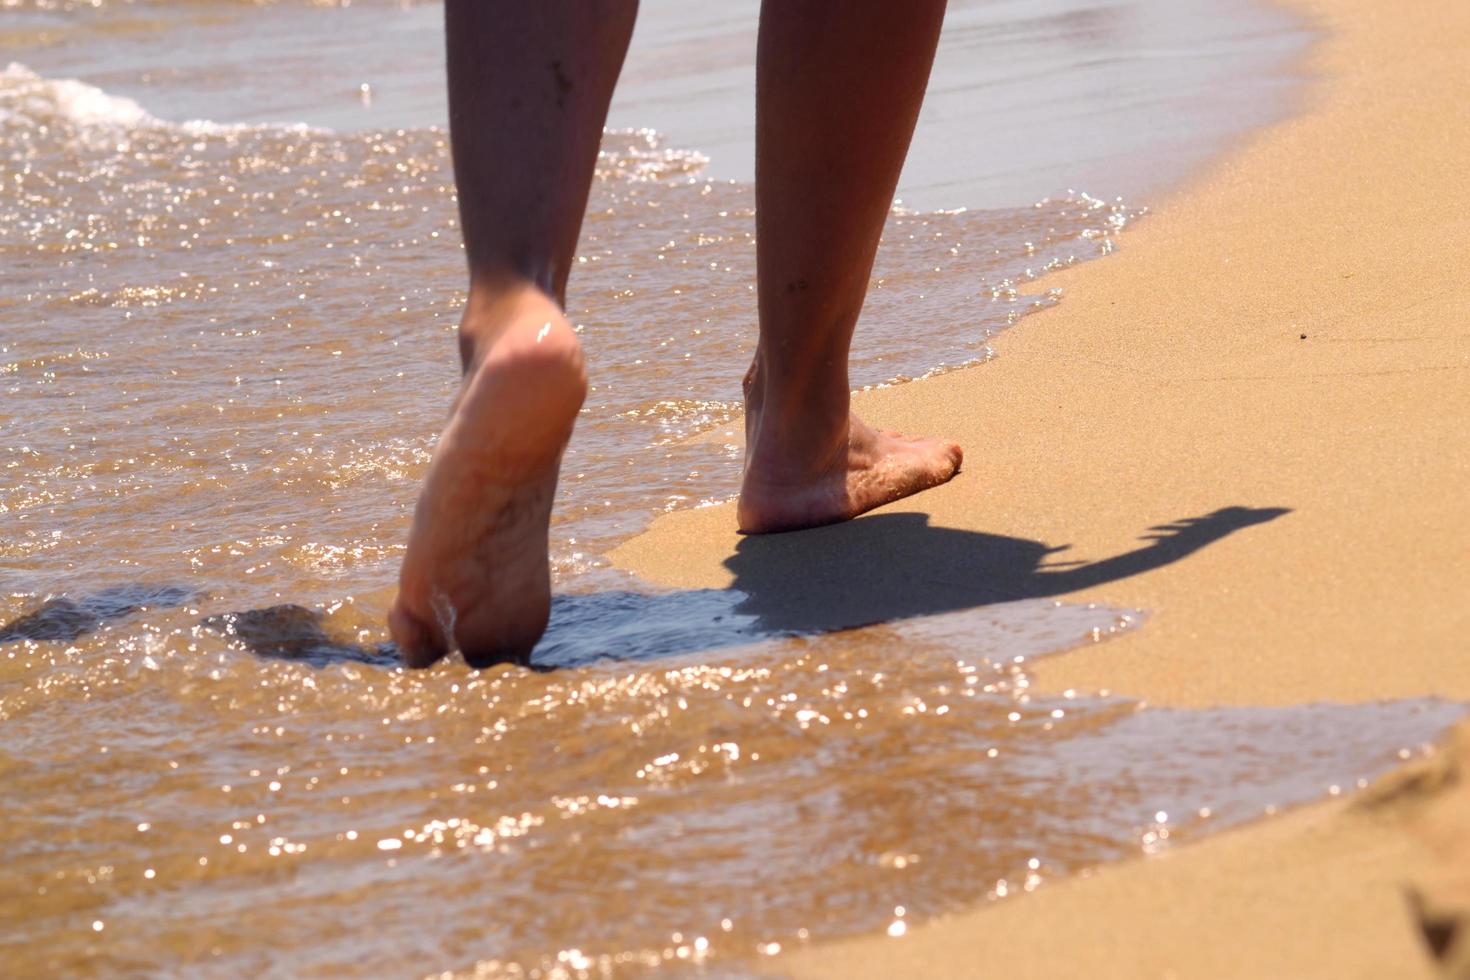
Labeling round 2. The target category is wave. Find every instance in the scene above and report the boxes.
[0,62,323,136]
[0,63,709,182]
[0,62,161,129]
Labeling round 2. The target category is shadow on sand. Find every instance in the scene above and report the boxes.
[232,505,1290,668]
[0,506,1288,670]
[721,505,1290,634]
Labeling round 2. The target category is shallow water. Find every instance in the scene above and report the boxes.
[3,2,1462,977]
[2,596,1462,976]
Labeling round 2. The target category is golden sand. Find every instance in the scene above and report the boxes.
[611,0,1470,972]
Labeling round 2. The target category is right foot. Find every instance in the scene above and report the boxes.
[737,365,962,534]
[390,287,586,668]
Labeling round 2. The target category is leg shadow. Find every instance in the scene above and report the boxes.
[533,505,1288,667]
[722,505,1291,634]
[97,506,1283,670]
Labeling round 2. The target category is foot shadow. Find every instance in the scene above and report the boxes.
[44,507,1281,669]
[534,504,1289,667]
[722,505,1291,634]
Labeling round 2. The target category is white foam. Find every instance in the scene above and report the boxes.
[0,62,159,129]
[0,62,324,137]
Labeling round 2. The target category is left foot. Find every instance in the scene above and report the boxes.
[737,362,961,533]
[738,412,962,533]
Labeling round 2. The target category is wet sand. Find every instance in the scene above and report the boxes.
[611,0,1470,973]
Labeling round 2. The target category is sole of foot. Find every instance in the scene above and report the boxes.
[736,412,962,534]
[390,289,586,668]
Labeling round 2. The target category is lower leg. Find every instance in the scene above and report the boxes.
[392,0,636,667]
[447,0,636,313]
[739,0,960,534]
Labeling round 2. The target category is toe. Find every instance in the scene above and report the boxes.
[454,601,547,669]
[460,641,534,670]
[390,602,448,669]
[944,440,963,473]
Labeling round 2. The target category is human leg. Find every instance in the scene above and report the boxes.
[391,0,637,667]
[739,0,961,534]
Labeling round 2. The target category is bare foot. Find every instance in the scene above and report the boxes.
[737,401,962,535]
[390,287,586,668]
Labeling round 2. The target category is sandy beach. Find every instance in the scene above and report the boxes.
[610,0,1470,973]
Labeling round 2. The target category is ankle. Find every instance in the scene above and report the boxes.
[745,346,850,416]
[744,385,852,483]
[458,276,563,368]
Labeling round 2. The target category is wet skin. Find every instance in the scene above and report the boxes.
[391,288,584,666]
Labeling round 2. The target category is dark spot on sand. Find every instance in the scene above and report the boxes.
[201,604,397,668]
[551,60,573,108]
[1408,887,1466,964]
[0,585,192,643]
[1300,333,1308,340]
